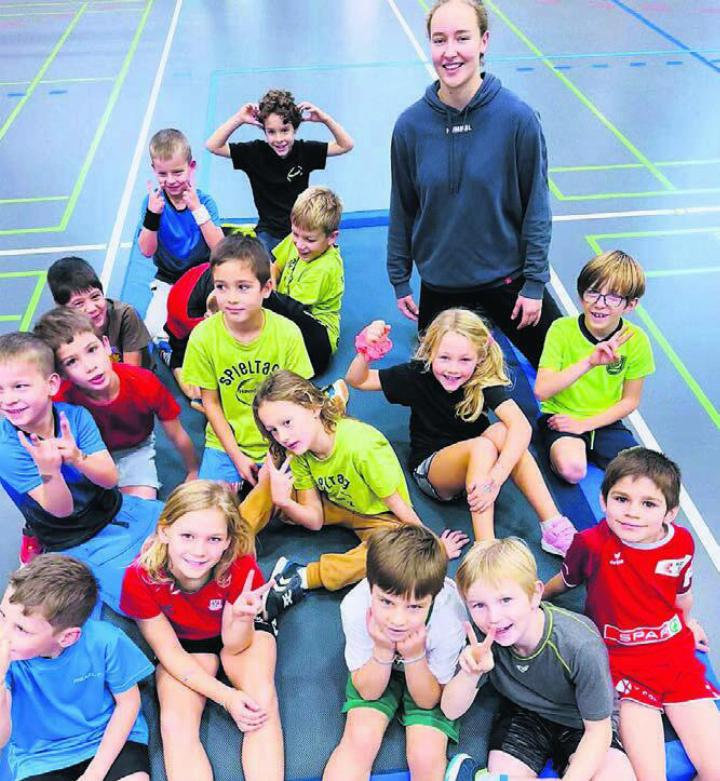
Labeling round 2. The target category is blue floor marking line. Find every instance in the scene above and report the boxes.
[629,61,646,66]
[608,0,720,75]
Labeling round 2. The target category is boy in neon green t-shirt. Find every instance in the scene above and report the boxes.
[265,186,344,375]
[534,250,654,482]
[183,235,312,487]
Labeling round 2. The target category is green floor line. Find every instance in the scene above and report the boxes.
[19,273,48,332]
[0,196,68,205]
[588,227,720,242]
[0,316,22,323]
[551,158,720,173]
[0,76,115,87]
[478,0,676,192]
[548,178,564,199]
[586,234,720,431]
[0,3,88,143]
[555,186,720,202]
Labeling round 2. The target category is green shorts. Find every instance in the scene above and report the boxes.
[342,671,459,742]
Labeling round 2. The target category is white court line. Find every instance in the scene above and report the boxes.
[100,0,183,290]
[0,244,106,257]
[387,0,720,572]
[554,205,720,222]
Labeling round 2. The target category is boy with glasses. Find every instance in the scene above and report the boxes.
[533,250,654,482]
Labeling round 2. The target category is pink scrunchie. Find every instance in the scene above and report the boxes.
[355,327,393,361]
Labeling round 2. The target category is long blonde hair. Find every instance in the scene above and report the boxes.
[253,369,346,463]
[415,309,510,422]
[139,480,255,587]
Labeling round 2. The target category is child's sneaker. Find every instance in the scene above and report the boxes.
[445,753,495,781]
[19,532,42,565]
[322,379,349,413]
[265,557,306,621]
[540,515,577,557]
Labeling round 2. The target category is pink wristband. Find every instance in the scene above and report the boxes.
[355,328,393,361]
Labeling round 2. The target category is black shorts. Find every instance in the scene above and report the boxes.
[177,618,278,655]
[489,700,624,775]
[24,740,149,781]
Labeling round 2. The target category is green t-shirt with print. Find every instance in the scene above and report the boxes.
[539,315,654,419]
[273,234,344,351]
[290,417,410,516]
[183,310,313,460]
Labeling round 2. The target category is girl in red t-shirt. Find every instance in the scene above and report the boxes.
[120,480,282,781]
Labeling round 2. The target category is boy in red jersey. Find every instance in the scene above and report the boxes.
[545,448,720,781]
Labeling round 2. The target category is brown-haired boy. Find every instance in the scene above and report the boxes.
[182,234,312,487]
[0,554,153,781]
[323,525,466,781]
[534,250,654,482]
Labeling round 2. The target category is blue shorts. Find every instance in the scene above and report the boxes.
[112,434,159,490]
[537,414,637,469]
[198,447,263,485]
[62,494,162,615]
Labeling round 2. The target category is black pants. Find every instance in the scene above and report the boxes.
[264,291,332,376]
[418,276,562,369]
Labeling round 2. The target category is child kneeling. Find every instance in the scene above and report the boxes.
[120,480,282,781]
[323,525,467,781]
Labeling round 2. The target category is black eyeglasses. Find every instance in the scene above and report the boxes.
[582,290,626,309]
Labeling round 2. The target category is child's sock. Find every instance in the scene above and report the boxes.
[297,566,308,590]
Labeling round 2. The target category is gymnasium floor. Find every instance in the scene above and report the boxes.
[1,1,719,779]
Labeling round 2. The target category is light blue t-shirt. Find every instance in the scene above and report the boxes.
[6,620,152,780]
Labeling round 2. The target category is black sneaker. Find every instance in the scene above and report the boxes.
[264,557,306,621]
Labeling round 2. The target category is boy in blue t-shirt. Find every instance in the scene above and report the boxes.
[0,554,153,781]
[0,332,161,613]
[137,128,225,340]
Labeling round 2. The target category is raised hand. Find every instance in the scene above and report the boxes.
[297,101,327,123]
[235,102,262,127]
[230,570,274,623]
[17,431,62,476]
[588,326,634,367]
[440,529,470,560]
[396,624,427,660]
[366,607,396,658]
[467,477,500,513]
[146,180,165,214]
[364,320,390,345]
[181,182,201,211]
[458,622,495,677]
[224,689,268,732]
[55,411,82,466]
[264,454,294,508]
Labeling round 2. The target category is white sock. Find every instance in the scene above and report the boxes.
[298,566,308,590]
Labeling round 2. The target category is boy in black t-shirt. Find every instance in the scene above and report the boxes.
[206,88,353,252]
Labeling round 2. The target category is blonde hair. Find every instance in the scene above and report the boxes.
[139,481,254,587]
[426,0,489,37]
[291,186,343,236]
[576,250,646,301]
[456,538,538,600]
[149,128,192,163]
[0,332,56,379]
[253,370,345,463]
[415,309,510,422]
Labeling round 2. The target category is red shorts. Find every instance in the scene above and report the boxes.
[610,648,720,710]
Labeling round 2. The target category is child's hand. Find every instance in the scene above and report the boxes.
[467,477,500,513]
[17,431,62,476]
[396,624,427,660]
[146,181,165,214]
[55,411,82,467]
[458,622,495,677]
[366,607,396,658]
[687,618,710,653]
[0,627,11,680]
[181,183,201,212]
[235,454,259,487]
[440,529,470,560]
[235,102,261,127]
[297,101,328,123]
[265,454,294,508]
[588,326,633,368]
[546,414,587,435]
[230,570,274,623]
[364,320,390,345]
[224,689,268,732]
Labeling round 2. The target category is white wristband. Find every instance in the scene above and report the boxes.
[192,205,211,226]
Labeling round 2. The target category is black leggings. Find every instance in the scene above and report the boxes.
[264,291,332,375]
[418,276,562,369]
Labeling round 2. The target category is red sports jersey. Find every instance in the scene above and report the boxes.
[562,520,694,657]
[166,262,210,340]
[120,555,264,640]
[56,363,180,451]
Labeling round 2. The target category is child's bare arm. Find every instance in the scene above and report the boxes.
[562,717,613,781]
[138,182,164,257]
[399,627,440,709]
[21,434,74,517]
[298,102,354,157]
[221,571,273,655]
[160,418,199,480]
[122,350,143,367]
[676,591,710,652]
[205,104,261,158]
[77,685,142,781]
[491,399,532,483]
[0,631,11,748]
[441,624,494,719]
[352,609,395,700]
[382,491,421,526]
[345,320,388,391]
[543,572,570,600]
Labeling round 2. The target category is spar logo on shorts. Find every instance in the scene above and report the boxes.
[654,555,691,578]
[208,599,223,611]
[605,355,627,376]
[604,614,682,646]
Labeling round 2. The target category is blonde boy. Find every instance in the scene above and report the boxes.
[442,539,633,781]
[323,525,466,781]
[265,186,344,375]
[535,250,654,482]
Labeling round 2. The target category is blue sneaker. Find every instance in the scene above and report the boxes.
[264,557,306,621]
[445,754,488,781]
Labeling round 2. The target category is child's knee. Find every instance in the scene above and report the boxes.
[340,713,384,761]
[472,435,498,460]
[244,677,279,713]
[406,739,446,779]
[551,454,587,484]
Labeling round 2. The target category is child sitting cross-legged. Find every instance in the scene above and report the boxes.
[442,538,634,781]
[0,554,153,781]
[322,525,467,781]
[35,307,198,500]
[347,309,576,554]
[544,448,720,781]
[246,370,468,613]
[120,480,283,781]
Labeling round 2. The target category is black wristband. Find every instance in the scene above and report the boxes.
[143,209,161,231]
